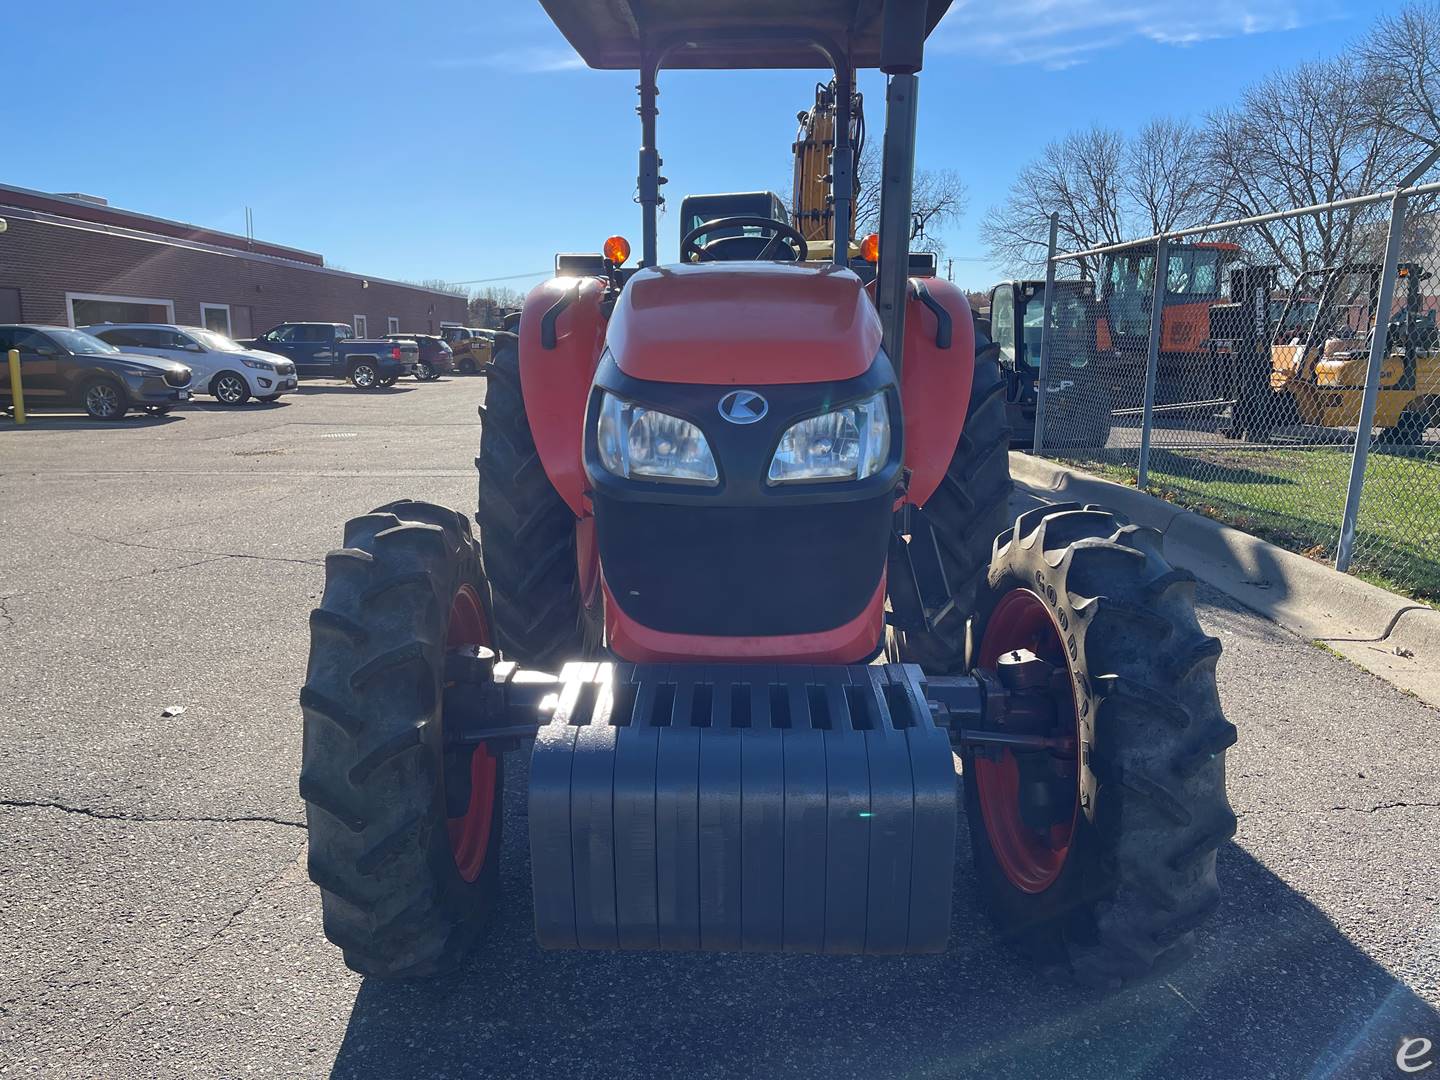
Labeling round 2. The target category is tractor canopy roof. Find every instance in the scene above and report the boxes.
[538,0,953,70]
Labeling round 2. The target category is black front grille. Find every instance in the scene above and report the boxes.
[596,495,891,637]
[164,367,191,387]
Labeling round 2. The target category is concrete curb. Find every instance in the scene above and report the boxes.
[1009,452,1440,707]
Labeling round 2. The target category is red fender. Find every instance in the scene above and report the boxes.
[868,279,977,507]
[517,276,609,517]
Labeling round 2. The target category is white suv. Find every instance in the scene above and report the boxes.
[83,324,297,405]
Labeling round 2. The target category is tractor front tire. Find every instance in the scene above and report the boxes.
[475,342,600,668]
[301,499,504,979]
[891,344,1013,672]
[965,503,1237,987]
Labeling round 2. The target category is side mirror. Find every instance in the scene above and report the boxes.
[185,342,203,352]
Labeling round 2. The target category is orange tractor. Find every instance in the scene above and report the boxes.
[300,0,1234,986]
[1098,241,1241,404]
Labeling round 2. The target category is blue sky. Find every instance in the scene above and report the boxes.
[6,0,1390,292]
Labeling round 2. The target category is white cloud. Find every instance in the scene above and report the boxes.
[431,46,586,74]
[934,0,1342,69]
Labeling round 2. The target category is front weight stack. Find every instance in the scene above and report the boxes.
[528,663,957,955]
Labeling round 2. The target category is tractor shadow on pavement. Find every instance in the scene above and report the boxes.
[329,773,1439,1080]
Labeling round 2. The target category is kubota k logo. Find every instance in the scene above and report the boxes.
[718,389,768,424]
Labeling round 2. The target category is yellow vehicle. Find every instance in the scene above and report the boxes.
[791,78,862,246]
[1270,262,1439,442]
[441,325,495,374]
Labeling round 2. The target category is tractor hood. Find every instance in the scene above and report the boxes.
[606,262,883,385]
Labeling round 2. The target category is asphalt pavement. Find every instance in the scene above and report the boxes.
[0,378,1436,1079]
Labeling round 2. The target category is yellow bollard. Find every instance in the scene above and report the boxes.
[6,348,24,425]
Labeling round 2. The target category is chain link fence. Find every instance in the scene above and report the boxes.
[1026,181,1440,603]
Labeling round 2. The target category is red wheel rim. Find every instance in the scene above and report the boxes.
[974,589,1080,894]
[445,583,497,883]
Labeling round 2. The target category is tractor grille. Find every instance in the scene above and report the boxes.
[595,495,891,637]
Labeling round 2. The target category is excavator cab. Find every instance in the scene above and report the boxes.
[678,191,804,262]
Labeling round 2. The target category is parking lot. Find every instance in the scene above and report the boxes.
[1,377,1438,1079]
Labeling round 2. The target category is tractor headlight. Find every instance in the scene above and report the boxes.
[596,392,718,484]
[767,391,890,484]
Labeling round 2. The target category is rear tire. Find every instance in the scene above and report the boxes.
[300,500,504,979]
[82,378,128,420]
[475,343,601,668]
[965,503,1236,987]
[890,344,1013,672]
[458,357,477,375]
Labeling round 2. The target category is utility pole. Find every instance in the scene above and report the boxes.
[946,258,953,282]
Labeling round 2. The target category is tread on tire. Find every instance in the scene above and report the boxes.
[301,499,504,978]
[474,342,600,668]
[965,502,1236,987]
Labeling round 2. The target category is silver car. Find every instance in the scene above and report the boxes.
[84,324,298,405]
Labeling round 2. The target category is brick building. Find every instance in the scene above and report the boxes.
[0,184,467,338]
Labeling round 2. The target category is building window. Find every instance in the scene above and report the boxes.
[354,314,368,337]
[387,316,400,334]
[200,303,231,336]
[66,292,174,328]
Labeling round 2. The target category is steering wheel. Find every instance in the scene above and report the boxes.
[680,215,810,264]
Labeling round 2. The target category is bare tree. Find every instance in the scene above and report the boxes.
[852,151,968,255]
[1204,55,1414,274]
[469,286,525,327]
[1360,2,1440,161]
[980,127,1126,278]
[979,5,1440,283]
[408,277,467,296]
[853,151,882,238]
[909,167,968,254]
[1124,117,1218,234]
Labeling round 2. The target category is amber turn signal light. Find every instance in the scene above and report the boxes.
[604,235,631,265]
[860,233,880,263]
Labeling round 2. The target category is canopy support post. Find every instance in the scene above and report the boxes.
[831,62,855,266]
[638,58,661,268]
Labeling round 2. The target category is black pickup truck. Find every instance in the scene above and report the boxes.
[238,323,417,389]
